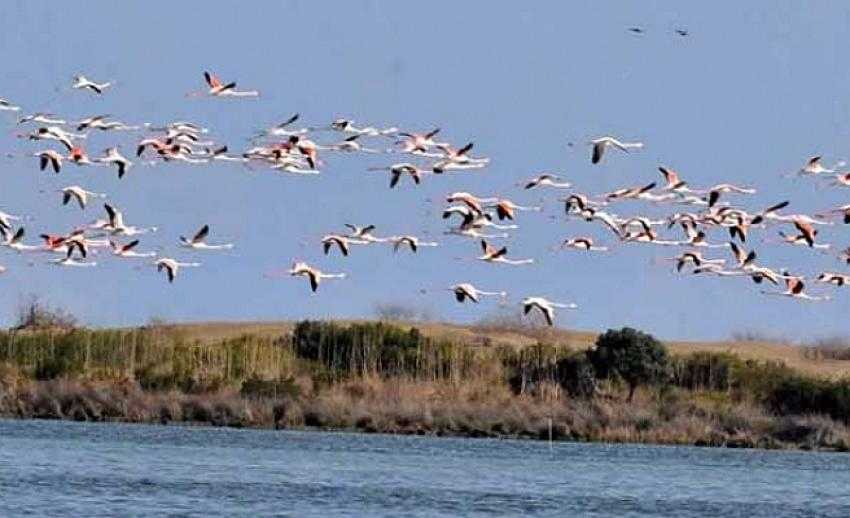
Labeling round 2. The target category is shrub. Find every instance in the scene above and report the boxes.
[671,352,740,392]
[588,327,669,401]
[556,352,596,397]
[13,295,77,331]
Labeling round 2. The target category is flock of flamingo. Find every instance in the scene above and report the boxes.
[1,71,849,326]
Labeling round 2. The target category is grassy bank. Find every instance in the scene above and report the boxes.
[1,320,849,451]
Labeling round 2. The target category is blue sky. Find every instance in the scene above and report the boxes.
[1,1,849,341]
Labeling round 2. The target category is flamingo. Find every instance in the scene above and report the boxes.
[368,163,427,188]
[816,272,850,287]
[343,224,388,243]
[91,204,157,236]
[179,225,234,250]
[34,150,64,173]
[25,126,79,150]
[448,283,506,303]
[155,258,201,283]
[321,135,381,154]
[321,234,367,256]
[58,185,106,209]
[389,235,439,253]
[524,173,572,190]
[657,166,693,192]
[1,227,42,252]
[728,242,757,269]
[0,98,20,111]
[790,156,845,177]
[288,261,346,292]
[561,237,609,252]
[286,135,321,169]
[590,136,644,164]
[326,118,398,137]
[0,210,22,231]
[488,199,541,221]
[95,147,132,178]
[762,274,829,301]
[205,146,249,163]
[708,183,757,195]
[195,71,259,97]
[477,240,534,265]
[72,75,112,94]
[396,128,442,153]
[18,113,66,125]
[77,115,136,132]
[668,250,726,272]
[443,206,517,231]
[110,240,156,259]
[254,113,310,139]
[604,182,656,201]
[446,192,499,214]
[521,297,578,326]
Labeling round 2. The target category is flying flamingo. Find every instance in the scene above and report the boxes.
[488,199,541,221]
[389,235,439,253]
[521,297,578,326]
[179,225,234,250]
[668,250,726,272]
[343,224,388,243]
[788,156,845,178]
[368,163,428,188]
[90,204,157,236]
[0,98,20,112]
[192,71,259,98]
[523,173,572,190]
[396,128,443,153]
[58,185,106,209]
[815,272,850,287]
[477,240,534,265]
[560,237,609,252]
[288,261,346,292]
[95,147,132,178]
[110,240,156,259]
[322,234,367,256]
[590,136,644,164]
[762,274,830,301]
[18,113,66,125]
[1,227,42,252]
[447,283,506,303]
[35,150,64,173]
[72,75,112,94]
[155,258,201,283]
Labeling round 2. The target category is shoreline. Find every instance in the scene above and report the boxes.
[2,377,847,453]
[2,320,850,454]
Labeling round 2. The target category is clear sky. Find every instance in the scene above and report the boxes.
[1,1,849,341]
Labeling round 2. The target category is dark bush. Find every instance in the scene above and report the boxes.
[556,352,596,397]
[292,320,425,378]
[671,352,740,392]
[588,327,669,401]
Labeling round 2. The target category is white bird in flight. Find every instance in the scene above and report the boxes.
[590,136,644,164]
[179,225,234,250]
[521,297,578,326]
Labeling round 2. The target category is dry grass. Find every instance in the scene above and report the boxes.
[5,375,845,450]
[153,320,850,379]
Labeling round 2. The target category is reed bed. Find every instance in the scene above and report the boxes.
[0,320,849,451]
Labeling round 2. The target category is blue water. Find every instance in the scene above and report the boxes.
[0,419,847,517]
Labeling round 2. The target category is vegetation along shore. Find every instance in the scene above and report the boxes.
[2,308,850,452]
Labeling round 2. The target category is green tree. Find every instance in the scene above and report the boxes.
[588,327,668,401]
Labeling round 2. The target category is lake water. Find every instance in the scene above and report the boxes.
[0,419,846,517]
